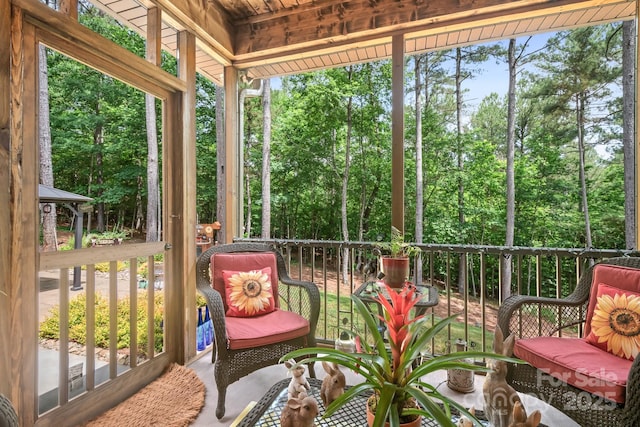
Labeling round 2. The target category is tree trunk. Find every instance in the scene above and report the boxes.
[455,48,466,293]
[135,172,144,232]
[261,79,271,239]
[39,44,58,252]
[576,93,592,249]
[623,20,636,250]
[95,109,105,233]
[216,87,225,244]
[341,68,353,285]
[502,38,517,301]
[414,55,424,284]
[145,93,159,241]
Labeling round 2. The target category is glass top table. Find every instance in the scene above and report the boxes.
[353,281,439,316]
[235,377,483,426]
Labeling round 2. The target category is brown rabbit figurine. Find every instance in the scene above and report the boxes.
[509,401,541,427]
[456,406,475,427]
[483,326,521,427]
[320,361,346,407]
[280,395,319,427]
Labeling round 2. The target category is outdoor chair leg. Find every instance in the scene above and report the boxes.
[216,387,226,419]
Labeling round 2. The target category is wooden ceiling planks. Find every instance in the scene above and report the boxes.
[83,0,637,83]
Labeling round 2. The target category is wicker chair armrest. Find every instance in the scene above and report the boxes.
[196,281,229,358]
[278,276,320,336]
[498,293,586,339]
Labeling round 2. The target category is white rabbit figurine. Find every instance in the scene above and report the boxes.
[483,326,522,427]
[284,358,310,400]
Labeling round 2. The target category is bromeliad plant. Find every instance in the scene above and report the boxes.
[283,283,518,427]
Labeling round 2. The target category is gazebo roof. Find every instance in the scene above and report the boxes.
[38,184,93,204]
[87,0,635,85]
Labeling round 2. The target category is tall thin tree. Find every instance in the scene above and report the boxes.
[39,45,58,251]
[262,79,271,238]
[622,20,636,249]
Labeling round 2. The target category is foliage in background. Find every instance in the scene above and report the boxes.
[46,5,628,298]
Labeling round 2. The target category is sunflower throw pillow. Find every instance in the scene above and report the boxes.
[585,283,640,360]
[222,267,275,317]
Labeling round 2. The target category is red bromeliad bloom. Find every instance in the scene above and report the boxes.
[374,283,424,372]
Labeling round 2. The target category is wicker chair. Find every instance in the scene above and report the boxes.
[195,242,320,419]
[0,394,18,427]
[497,257,640,427]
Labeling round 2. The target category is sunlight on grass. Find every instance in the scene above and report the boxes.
[317,291,494,355]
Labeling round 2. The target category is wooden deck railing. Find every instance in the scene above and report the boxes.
[238,238,638,355]
[37,242,168,424]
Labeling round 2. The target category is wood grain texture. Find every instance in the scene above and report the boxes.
[150,0,234,64]
[10,9,38,425]
[163,89,186,364]
[0,0,12,399]
[391,34,404,236]
[39,242,165,270]
[232,0,624,55]
[178,30,198,360]
[14,0,184,95]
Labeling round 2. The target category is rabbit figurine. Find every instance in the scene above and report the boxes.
[457,406,475,427]
[483,326,521,427]
[509,401,541,427]
[284,359,311,400]
[320,361,346,407]
[280,395,319,427]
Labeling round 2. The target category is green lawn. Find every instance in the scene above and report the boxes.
[316,291,494,356]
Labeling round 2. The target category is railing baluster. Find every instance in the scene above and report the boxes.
[147,255,155,358]
[129,257,137,369]
[109,261,118,379]
[86,264,96,391]
[59,268,70,405]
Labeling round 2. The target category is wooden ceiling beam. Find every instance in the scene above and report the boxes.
[147,0,235,65]
[233,0,626,57]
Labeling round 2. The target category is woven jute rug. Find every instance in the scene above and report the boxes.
[86,363,205,427]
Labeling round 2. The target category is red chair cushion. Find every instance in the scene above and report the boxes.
[210,252,279,311]
[223,267,276,317]
[514,336,631,403]
[585,283,640,360]
[584,264,640,336]
[225,309,310,350]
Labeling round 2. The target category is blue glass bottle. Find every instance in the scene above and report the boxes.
[196,306,205,351]
[203,305,212,346]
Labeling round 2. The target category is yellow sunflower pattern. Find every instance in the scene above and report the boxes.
[591,289,640,360]
[227,269,273,316]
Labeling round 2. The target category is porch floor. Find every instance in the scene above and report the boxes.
[187,349,579,426]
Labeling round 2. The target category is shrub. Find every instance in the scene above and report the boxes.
[40,291,164,356]
[94,261,127,273]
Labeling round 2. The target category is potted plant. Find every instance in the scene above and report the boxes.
[283,283,516,427]
[376,226,421,288]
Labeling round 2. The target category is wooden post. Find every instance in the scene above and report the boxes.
[223,67,240,242]
[0,0,12,400]
[391,34,405,236]
[58,0,77,20]
[177,29,197,360]
[8,8,39,424]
